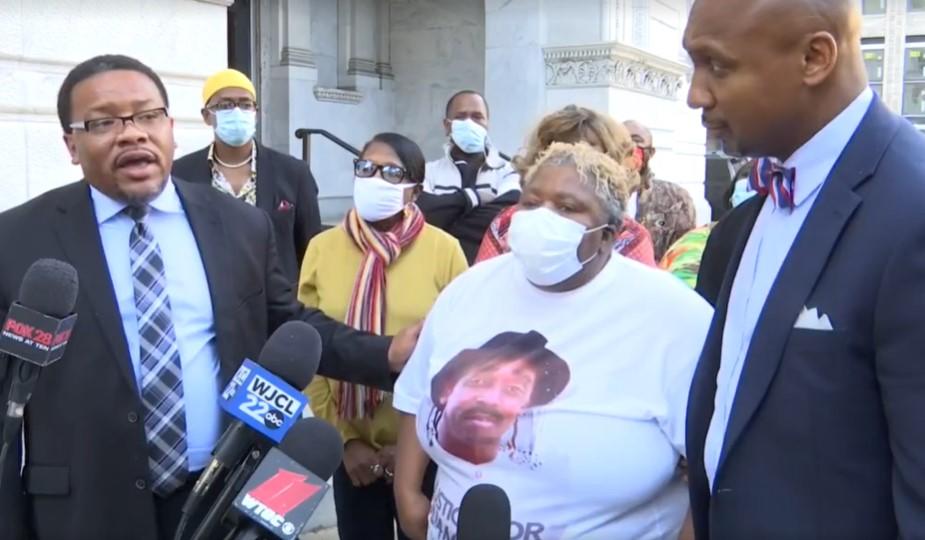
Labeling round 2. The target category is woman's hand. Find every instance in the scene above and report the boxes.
[378,444,397,483]
[342,439,382,487]
[395,489,430,540]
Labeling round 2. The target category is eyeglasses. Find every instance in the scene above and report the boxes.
[207,100,258,112]
[69,107,169,136]
[354,159,409,184]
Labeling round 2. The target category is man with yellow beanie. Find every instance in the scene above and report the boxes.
[173,68,322,282]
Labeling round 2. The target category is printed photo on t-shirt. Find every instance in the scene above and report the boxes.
[423,330,571,466]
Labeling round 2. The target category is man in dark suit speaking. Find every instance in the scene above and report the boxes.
[0,55,419,540]
[683,1,925,538]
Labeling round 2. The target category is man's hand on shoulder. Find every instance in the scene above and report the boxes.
[388,320,424,373]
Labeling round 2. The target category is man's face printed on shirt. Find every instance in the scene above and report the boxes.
[442,359,537,447]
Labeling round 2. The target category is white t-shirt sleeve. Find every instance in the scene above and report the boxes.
[393,309,438,415]
[656,289,714,457]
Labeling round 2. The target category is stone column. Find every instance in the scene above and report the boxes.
[260,0,319,155]
[338,0,380,89]
[376,0,394,80]
[485,0,545,154]
[599,0,622,42]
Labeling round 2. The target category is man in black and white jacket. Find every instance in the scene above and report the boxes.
[418,90,520,263]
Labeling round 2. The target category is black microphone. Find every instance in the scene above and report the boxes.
[0,259,79,485]
[177,321,322,540]
[457,484,512,540]
[227,416,344,540]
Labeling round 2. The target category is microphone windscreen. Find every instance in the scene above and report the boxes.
[277,417,344,482]
[257,321,322,389]
[18,259,79,318]
[458,483,511,540]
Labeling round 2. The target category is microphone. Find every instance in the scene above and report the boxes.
[457,484,511,540]
[0,259,79,486]
[177,321,322,540]
[227,416,344,540]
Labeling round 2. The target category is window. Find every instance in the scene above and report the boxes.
[863,48,884,82]
[910,0,925,12]
[862,0,886,14]
[862,38,885,97]
[903,40,925,126]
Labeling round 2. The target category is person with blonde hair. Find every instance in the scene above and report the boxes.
[475,105,657,266]
[393,142,712,540]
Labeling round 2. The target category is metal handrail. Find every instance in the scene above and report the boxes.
[294,127,511,164]
[294,128,361,163]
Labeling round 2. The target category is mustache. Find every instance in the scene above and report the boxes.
[460,405,504,423]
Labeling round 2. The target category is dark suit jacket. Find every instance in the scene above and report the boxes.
[0,179,391,540]
[694,197,761,306]
[172,143,322,282]
[687,99,925,539]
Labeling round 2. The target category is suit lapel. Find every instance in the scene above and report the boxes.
[173,180,239,383]
[52,183,137,391]
[688,195,764,487]
[255,144,275,213]
[716,99,900,476]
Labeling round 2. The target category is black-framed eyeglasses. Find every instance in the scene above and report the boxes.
[354,159,409,184]
[207,100,258,112]
[68,107,169,136]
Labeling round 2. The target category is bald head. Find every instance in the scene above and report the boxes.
[685,0,868,160]
[623,120,652,145]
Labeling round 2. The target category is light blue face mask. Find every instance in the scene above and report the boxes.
[450,119,488,154]
[214,108,256,147]
[730,178,757,208]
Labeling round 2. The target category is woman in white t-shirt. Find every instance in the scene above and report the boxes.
[392,142,713,540]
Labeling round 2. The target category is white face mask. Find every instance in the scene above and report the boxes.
[353,176,415,222]
[508,207,607,286]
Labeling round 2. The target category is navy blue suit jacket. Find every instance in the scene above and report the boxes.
[688,98,925,539]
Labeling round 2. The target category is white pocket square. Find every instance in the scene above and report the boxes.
[794,306,834,331]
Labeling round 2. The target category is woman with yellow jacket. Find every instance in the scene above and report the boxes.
[299,132,468,540]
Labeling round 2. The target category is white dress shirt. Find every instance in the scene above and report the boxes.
[704,88,874,488]
[91,179,221,471]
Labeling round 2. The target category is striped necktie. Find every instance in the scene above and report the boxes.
[127,205,188,496]
[749,158,797,210]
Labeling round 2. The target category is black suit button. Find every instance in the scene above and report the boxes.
[135,478,147,490]
[127,412,139,423]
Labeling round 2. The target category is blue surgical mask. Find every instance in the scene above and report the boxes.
[214,108,256,147]
[450,119,488,154]
[730,178,757,208]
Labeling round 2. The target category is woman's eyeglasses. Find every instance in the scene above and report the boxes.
[354,159,409,184]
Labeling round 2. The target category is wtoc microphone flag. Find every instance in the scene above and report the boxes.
[219,359,309,444]
[232,447,329,540]
[0,303,77,367]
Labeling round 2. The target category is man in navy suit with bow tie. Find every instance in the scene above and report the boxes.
[684,0,925,538]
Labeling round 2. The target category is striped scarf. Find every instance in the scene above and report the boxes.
[337,204,425,418]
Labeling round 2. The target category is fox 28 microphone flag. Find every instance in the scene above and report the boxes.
[232,447,329,540]
[219,359,309,444]
[0,302,77,367]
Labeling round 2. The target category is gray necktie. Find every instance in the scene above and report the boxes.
[127,205,188,496]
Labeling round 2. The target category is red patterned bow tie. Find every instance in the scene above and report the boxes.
[749,158,797,210]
